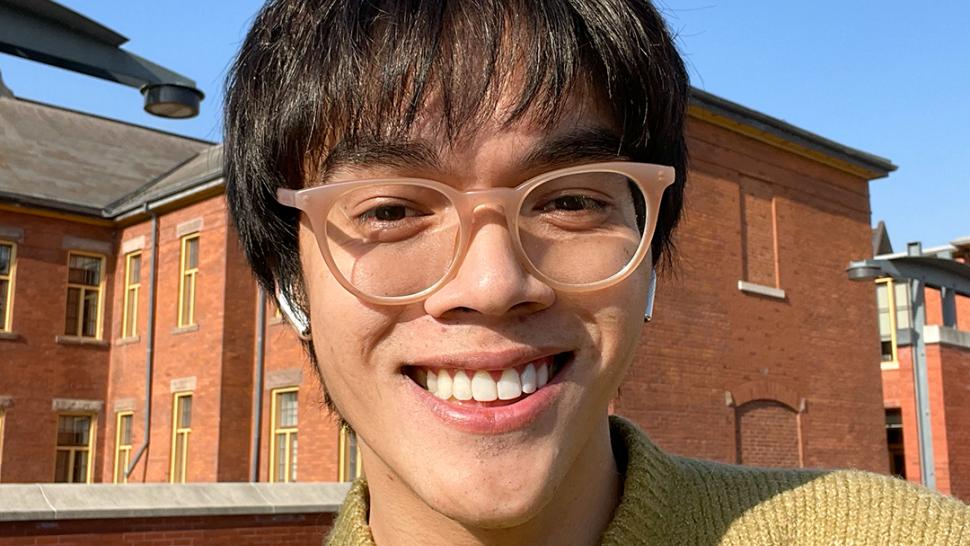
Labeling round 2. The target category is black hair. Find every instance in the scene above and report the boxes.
[224,0,689,403]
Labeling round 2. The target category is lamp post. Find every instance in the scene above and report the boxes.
[847,247,970,490]
[0,0,204,119]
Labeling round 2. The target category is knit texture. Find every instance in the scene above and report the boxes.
[326,416,970,545]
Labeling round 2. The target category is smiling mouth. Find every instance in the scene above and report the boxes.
[403,352,573,406]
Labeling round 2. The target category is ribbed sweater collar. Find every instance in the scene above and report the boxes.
[326,416,682,545]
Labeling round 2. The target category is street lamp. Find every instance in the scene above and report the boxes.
[141,84,204,119]
[0,0,204,119]
[847,246,970,491]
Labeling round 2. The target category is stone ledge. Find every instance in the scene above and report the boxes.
[737,280,786,300]
[924,325,970,349]
[0,331,20,341]
[55,336,109,348]
[0,482,351,522]
[171,324,200,336]
[114,335,141,346]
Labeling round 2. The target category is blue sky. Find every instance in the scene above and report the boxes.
[2,1,966,250]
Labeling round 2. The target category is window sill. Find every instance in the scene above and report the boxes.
[880,361,900,370]
[56,335,109,347]
[0,331,20,341]
[171,324,200,336]
[115,336,141,346]
[737,280,787,300]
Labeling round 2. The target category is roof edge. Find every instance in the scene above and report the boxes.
[11,96,216,146]
[689,88,897,180]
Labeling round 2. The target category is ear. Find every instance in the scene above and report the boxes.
[275,286,312,340]
[644,268,658,322]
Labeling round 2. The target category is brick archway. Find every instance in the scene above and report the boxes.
[727,380,806,468]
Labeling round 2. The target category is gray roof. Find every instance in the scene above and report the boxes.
[108,144,223,216]
[0,94,210,215]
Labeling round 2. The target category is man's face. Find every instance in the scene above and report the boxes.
[299,91,651,526]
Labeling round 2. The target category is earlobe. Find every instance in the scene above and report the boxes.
[644,268,657,322]
[275,286,312,340]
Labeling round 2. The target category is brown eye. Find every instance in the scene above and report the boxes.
[540,195,607,213]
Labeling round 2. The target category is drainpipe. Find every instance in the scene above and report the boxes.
[126,206,158,478]
[250,286,267,481]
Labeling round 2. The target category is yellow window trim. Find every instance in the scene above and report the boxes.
[269,387,298,483]
[65,250,106,340]
[121,252,141,338]
[177,234,199,328]
[0,241,16,333]
[877,277,899,366]
[170,392,192,483]
[338,425,362,482]
[113,411,134,484]
[55,413,96,484]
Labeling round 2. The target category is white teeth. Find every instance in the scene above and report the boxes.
[435,370,452,400]
[419,358,559,401]
[537,363,549,388]
[471,371,498,402]
[497,368,522,400]
[521,363,537,394]
[452,370,472,401]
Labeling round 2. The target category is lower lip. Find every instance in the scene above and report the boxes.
[406,367,566,435]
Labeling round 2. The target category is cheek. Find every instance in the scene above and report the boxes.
[299,229,403,390]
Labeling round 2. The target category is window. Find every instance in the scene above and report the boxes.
[177,235,199,327]
[55,415,95,483]
[0,242,15,332]
[270,388,298,483]
[876,278,912,364]
[122,253,141,338]
[114,411,134,483]
[886,408,906,479]
[338,425,362,482]
[0,409,5,480]
[170,393,192,483]
[65,252,105,338]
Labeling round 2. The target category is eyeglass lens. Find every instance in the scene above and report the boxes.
[323,172,647,299]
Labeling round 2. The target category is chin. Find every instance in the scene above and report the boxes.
[410,429,568,530]
[430,465,557,529]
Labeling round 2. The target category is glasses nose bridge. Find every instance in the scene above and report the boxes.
[460,186,520,226]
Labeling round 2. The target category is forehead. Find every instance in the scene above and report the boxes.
[321,89,627,183]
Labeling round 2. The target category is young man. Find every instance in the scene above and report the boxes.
[224,1,970,544]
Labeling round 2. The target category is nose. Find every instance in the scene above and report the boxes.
[423,214,556,319]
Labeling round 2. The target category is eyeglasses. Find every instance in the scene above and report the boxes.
[277,161,674,305]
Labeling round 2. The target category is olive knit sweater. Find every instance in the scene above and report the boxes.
[326,416,970,545]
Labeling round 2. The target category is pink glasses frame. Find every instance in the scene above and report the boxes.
[277,161,675,305]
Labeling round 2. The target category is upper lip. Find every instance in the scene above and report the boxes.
[405,346,570,372]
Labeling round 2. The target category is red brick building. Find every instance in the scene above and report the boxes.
[872,232,970,502]
[0,84,898,486]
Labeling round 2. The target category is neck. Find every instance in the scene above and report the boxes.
[366,416,621,546]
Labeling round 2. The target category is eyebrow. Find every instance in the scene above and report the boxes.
[519,126,630,169]
[321,126,629,181]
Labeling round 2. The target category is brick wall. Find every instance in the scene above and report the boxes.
[0,209,114,483]
[735,400,800,467]
[617,117,889,473]
[885,340,970,503]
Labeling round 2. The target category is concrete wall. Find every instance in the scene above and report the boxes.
[0,482,345,545]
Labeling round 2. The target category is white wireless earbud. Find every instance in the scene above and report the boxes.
[644,268,658,322]
[275,288,312,340]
